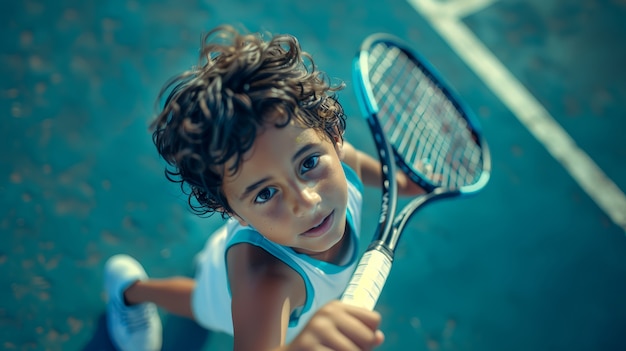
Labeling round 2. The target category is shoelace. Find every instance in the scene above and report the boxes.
[114,298,153,333]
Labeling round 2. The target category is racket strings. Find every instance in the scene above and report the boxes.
[368,44,483,189]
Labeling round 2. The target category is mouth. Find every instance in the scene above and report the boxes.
[300,211,334,238]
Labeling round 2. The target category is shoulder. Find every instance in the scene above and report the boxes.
[227,243,296,275]
[340,141,382,189]
[226,242,305,304]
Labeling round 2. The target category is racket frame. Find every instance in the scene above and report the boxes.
[357,33,491,195]
[341,33,491,310]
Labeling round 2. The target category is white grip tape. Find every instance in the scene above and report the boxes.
[341,250,392,310]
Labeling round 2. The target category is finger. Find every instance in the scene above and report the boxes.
[340,303,382,331]
[300,307,363,351]
[320,332,361,351]
[374,329,385,346]
[334,311,382,350]
[307,302,384,351]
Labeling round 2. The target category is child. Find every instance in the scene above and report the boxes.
[104,25,424,351]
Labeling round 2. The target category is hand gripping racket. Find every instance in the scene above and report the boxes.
[341,34,491,310]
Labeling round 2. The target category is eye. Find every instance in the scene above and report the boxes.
[254,187,277,204]
[301,155,320,173]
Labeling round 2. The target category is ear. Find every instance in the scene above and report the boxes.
[333,136,345,161]
[231,213,249,227]
[218,206,249,227]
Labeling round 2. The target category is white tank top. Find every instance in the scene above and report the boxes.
[191,163,363,342]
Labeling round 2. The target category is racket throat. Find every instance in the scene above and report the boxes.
[366,240,395,261]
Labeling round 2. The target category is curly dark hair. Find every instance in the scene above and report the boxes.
[151,25,346,217]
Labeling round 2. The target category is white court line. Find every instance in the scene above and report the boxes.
[408,0,626,233]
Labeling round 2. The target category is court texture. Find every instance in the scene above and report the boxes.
[1,0,625,350]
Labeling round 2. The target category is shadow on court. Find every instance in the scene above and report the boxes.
[79,314,218,351]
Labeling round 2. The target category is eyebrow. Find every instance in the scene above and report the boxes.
[292,143,315,163]
[238,143,317,201]
[239,176,271,201]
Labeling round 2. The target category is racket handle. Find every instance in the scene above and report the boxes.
[341,249,393,310]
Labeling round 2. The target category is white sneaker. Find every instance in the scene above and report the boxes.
[104,254,162,351]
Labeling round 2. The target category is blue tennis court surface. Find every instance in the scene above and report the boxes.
[2,0,625,350]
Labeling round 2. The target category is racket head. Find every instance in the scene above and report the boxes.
[354,33,491,195]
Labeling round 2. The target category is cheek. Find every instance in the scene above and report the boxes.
[242,204,289,232]
[323,166,348,202]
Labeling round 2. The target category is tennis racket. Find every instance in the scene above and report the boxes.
[341,33,491,310]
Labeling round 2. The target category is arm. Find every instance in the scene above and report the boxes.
[228,243,305,350]
[341,141,426,196]
[228,244,384,351]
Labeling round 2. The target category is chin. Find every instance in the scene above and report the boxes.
[298,227,345,255]
[319,218,347,252]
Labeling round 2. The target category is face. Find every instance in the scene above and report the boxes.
[222,120,348,258]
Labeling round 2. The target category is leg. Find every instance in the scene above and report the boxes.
[124,277,196,319]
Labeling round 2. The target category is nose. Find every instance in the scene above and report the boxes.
[290,184,321,218]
